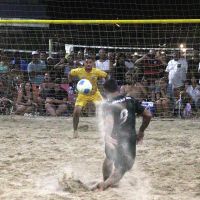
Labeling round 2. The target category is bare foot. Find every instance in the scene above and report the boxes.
[73,130,79,138]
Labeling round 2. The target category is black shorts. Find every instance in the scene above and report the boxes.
[105,137,136,172]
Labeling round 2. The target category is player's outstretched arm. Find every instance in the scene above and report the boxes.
[137,109,152,144]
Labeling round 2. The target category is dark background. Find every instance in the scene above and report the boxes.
[1,0,200,51]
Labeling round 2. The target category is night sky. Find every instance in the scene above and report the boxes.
[1,0,200,50]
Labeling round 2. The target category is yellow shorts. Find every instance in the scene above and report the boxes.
[75,91,103,107]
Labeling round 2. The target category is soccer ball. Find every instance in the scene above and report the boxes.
[77,79,92,94]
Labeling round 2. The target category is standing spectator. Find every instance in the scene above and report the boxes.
[11,52,28,73]
[165,51,188,99]
[125,52,134,70]
[10,52,28,83]
[27,51,46,86]
[95,49,112,74]
[111,53,127,86]
[54,56,68,80]
[74,50,84,67]
[0,51,9,76]
[135,49,166,103]
[45,78,68,116]
[15,81,38,115]
[40,51,47,65]
[46,56,55,79]
[64,54,75,78]
[135,49,166,82]
[188,50,199,78]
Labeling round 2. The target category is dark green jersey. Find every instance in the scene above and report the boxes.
[102,95,144,140]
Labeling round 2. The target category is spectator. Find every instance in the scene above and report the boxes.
[125,52,134,70]
[11,51,28,72]
[134,49,166,83]
[15,81,38,115]
[134,50,166,103]
[37,73,54,114]
[64,54,75,77]
[27,51,46,86]
[155,77,171,117]
[45,78,68,116]
[111,53,127,85]
[187,50,199,79]
[46,56,55,78]
[0,80,14,114]
[54,56,68,79]
[95,49,112,74]
[186,76,200,112]
[74,50,84,67]
[0,51,10,76]
[165,51,188,100]
[120,70,147,101]
[40,51,47,65]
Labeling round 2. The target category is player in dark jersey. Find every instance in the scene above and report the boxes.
[93,79,152,191]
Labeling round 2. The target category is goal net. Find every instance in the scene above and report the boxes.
[0,0,200,118]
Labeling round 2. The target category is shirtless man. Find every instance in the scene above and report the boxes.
[120,71,147,101]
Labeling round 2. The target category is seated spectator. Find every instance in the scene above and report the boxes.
[155,77,171,117]
[27,51,46,86]
[174,80,192,118]
[186,76,200,112]
[0,80,14,114]
[37,73,54,114]
[120,70,147,101]
[15,81,38,115]
[45,78,68,116]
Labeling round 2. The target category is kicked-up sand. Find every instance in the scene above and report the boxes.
[0,115,199,200]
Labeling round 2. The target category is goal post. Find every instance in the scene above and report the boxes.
[0,17,200,117]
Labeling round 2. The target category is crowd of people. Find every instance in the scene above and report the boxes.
[0,48,200,118]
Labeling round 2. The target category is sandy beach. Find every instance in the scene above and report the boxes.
[0,115,199,200]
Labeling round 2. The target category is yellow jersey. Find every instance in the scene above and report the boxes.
[70,67,107,94]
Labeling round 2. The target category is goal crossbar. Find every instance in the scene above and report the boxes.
[1,19,200,24]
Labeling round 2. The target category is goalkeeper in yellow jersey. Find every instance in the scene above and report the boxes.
[69,56,108,138]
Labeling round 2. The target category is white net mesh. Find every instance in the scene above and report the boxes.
[0,0,200,118]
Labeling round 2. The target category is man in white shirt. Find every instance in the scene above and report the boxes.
[95,49,112,73]
[165,52,188,98]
